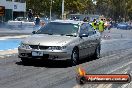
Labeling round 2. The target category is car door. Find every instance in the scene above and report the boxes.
[87,25,99,55]
[78,23,91,57]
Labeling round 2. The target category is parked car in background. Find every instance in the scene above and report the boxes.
[7,17,35,30]
[18,20,101,65]
[117,22,132,30]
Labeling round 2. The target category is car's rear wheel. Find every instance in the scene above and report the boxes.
[71,48,79,66]
[93,45,100,59]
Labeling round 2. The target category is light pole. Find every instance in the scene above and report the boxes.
[62,0,64,19]
[125,2,128,22]
[50,0,52,21]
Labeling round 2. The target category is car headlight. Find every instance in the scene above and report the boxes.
[48,46,66,50]
[19,43,31,49]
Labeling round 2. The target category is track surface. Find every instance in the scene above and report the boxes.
[0,29,132,88]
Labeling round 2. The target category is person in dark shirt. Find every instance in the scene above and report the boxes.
[35,15,40,26]
[28,9,33,22]
[33,15,41,31]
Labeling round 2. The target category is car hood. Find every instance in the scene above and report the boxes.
[22,34,77,46]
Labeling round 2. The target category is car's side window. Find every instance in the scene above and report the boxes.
[80,23,89,35]
[88,24,96,36]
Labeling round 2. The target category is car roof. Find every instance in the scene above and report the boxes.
[51,20,84,25]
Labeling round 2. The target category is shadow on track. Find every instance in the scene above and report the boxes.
[16,57,98,68]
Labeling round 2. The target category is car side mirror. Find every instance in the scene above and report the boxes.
[94,31,96,34]
[79,33,88,38]
[32,31,36,34]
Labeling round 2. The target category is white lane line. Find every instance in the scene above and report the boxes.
[73,58,132,88]
[73,84,81,88]
[96,69,130,88]
[101,39,119,43]
[121,83,129,88]
[97,62,132,88]
[107,61,132,74]
[97,84,112,88]
[101,38,132,43]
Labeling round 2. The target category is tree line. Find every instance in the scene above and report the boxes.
[96,0,132,21]
[26,0,132,21]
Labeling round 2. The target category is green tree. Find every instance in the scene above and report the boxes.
[96,0,132,21]
[26,0,96,19]
[127,0,132,20]
[26,0,51,16]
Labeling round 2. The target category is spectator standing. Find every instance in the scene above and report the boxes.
[33,15,41,31]
[35,15,40,26]
[92,18,98,30]
[28,9,33,22]
[98,19,105,36]
[104,18,111,32]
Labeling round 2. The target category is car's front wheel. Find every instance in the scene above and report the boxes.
[21,58,31,64]
[71,48,79,66]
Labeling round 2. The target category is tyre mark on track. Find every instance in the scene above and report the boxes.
[72,48,132,88]
[0,47,132,88]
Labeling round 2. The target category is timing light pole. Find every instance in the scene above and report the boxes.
[50,0,52,21]
[62,0,64,19]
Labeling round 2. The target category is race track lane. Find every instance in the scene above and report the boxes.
[0,47,132,88]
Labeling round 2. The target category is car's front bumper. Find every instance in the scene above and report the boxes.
[18,48,71,60]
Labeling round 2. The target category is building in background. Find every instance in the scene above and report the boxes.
[0,0,26,22]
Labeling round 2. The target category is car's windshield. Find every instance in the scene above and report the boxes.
[36,22,79,36]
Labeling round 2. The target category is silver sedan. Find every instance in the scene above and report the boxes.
[18,20,101,65]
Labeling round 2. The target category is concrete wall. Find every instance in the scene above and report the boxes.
[13,2,26,12]
[0,0,26,12]
[0,0,26,21]
[0,0,13,9]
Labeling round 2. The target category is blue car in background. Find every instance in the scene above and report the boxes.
[117,22,132,30]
